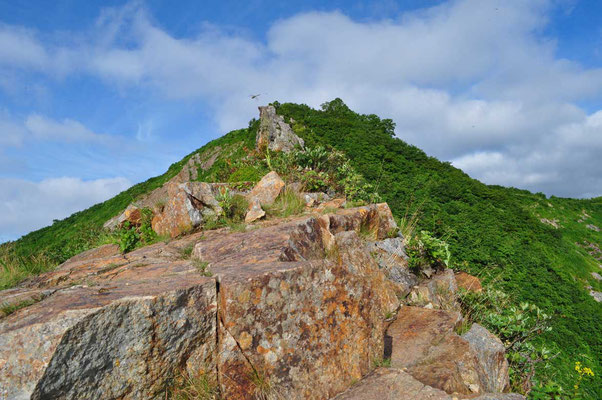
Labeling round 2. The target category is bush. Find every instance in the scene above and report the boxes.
[406,230,450,273]
[458,287,554,395]
[116,208,158,253]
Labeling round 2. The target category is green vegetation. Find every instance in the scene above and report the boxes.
[406,230,451,274]
[273,99,601,397]
[0,298,37,318]
[459,287,554,395]
[192,259,212,277]
[1,98,600,397]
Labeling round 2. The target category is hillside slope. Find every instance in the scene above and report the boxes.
[1,99,600,397]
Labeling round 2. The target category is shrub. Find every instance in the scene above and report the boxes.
[406,230,450,273]
[458,287,554,395]
[116,208,158,253]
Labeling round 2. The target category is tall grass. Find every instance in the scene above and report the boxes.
[0,242,55,290]
[264,188,305,219]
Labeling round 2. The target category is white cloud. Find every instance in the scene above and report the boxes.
[0,112,117,148]
[0,0,601,197]
[0,176,131,241]
[25,114,111,143]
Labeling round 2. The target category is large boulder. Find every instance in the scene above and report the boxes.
[256,105,304,152]
[462,324,510,393]
[194,204,400,399]
[245,171,285,222]
[0,233,217,400]
[152,181,223,237]
[387,306,483,395]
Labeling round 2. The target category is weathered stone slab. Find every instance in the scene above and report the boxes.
[193,204,401,399]
[367,237,416,297]
[462,323,509,393]
[0,236,217,400]
[387,306,483,395]
[332,368,452,400]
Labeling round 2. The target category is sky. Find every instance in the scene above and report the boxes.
[0,0,601,242]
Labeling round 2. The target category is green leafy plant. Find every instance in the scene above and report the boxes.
[458,287,555,395]
[406,230,450,273]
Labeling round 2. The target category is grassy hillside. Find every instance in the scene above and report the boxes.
[275,99,601,397]
[0,127,256,288]
[1,99,600,397]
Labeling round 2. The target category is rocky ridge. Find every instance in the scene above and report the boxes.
[0,106,524,399]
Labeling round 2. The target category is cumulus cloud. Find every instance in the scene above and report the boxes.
[0,0,601,197]
[0,177,131,241]
[0,112,117,149]
[25,114,112,143]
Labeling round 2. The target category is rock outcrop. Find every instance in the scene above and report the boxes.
[256,105,305,152]
[1,205,404,400]
[456,271,483,292]
[1,103,525,399]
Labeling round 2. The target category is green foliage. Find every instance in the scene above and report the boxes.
[265,145,378,202]
[216,189,249,223]
[406,230,450,273]
[274,99,601,398]
[192,259,212,277]
[458,287,555,395]
[167,368,220,400]
[0,298,37,318]
[116,208,158,253]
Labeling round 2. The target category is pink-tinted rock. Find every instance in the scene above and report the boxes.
[333,368,452,400]
[194,204,401,399]
[387,306,483,395]
[456,271,483,293]
[245,171,285,222]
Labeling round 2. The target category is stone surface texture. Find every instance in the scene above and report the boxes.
[256,105,305,152]
[332,368,452,400]
[1,204,403,400]
[407,268,459,311]
[245,171,285,222]
[455,271,483,292]
[151,181,227,237]
[0,231,217,400]
[462,324,510,393]
[194,204,400,399]
[367,237,416,297]
[387,306,484,396]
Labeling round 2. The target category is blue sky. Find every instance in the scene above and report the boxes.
[1,0,601,242]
